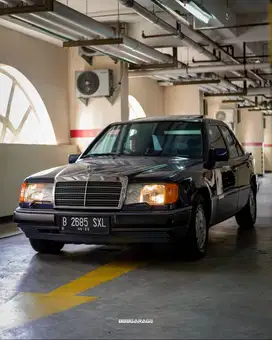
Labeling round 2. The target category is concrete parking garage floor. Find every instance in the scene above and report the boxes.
[1,176,272,340]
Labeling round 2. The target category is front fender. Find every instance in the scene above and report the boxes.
[179,174,213,206]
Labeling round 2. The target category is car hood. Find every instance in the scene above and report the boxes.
[26,156,202,182]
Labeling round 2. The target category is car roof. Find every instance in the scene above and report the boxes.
[118,115,225,124]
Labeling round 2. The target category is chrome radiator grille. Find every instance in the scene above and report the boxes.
[54,181,123,209]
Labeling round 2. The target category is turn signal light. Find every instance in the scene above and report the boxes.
[164,183,179,204]
[20,182,27,203]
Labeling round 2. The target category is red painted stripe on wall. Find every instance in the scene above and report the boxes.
[242,142,263,147]
[70,129,102,138]
[264,144,272,147]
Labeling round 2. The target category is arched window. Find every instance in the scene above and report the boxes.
[0,65,56,144]
[129,95,146,120]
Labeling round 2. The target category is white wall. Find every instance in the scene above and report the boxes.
[264,116,272,172]
[68,49,129,152]
[0,144,78,217]
[129,78,165,117]
[0,25,70,144]
[164,85,201,115]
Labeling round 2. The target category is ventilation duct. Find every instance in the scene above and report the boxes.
[150,0,264,84]
[120,0,238,91]
[129,62,270,77]
[2,0,177,65]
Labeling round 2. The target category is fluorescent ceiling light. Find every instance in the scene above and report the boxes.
[176,1,213,24]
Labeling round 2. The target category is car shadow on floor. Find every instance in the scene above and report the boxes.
[27,222,262,275]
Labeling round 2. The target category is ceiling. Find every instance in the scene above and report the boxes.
[227,0,269,14]
[58,0,269,22]
[54,0,269,53]
[1,0,269,50]
[0,0,271,108]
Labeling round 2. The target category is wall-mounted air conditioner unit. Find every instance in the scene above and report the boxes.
[75,69,113,103]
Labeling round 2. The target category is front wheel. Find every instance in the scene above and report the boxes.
[182,195,209,261]
[235,187,257,230]
[29,239,64,254]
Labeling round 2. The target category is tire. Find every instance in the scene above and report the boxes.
[235,187,257,230]
[29,239,64,254]
[182,195,209,261]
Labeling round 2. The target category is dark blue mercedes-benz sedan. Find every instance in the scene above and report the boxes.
[14,116,258,260]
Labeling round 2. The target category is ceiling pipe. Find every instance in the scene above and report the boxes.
[4,0,176,65]
[10,13,84,40]
[119,0,215,59]
[152,0,264,84]
[204,92,246,97]
[120,0,238,91]
[19,12,158,64]
[4,9,146,63]
[204,87,272,97]
[10,13,146,64]
[196,22,269,31]
[172,79,221,85]
[129,62,270,77]
[37,12,159,64]
[222,99,246,103]
[51,1,175,64]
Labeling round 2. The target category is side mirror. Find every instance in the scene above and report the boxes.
[204,148,228,169]
[68,154,80,164]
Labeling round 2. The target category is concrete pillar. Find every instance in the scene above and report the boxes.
[236,109,264,176]
[264,116,272,172]
[68,48,129,152]
[164,85,201,115]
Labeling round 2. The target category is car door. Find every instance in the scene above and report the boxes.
[207,124,238,222]
[220,126,251,211]
[218,125,242,216]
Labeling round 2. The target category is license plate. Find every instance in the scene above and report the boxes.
[59,216,110,235]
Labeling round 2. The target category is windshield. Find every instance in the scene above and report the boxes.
[82,121,203,159]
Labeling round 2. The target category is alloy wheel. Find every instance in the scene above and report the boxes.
[195,205,207,252]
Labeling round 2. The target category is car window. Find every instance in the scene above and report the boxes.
[220,126,239,158]
[230,131,244,156]
[83,121,203,159]
[236,142,244,156]
[90,124,122,154]
[122,121,203,158]
[208,125,227,149]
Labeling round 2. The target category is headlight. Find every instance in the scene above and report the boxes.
[125,183,179,206]
[20,182,53,204]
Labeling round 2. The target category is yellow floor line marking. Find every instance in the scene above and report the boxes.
[0,260,146,332]
[48,261,142,297]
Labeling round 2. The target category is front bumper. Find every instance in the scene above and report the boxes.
[13,207,192,244]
